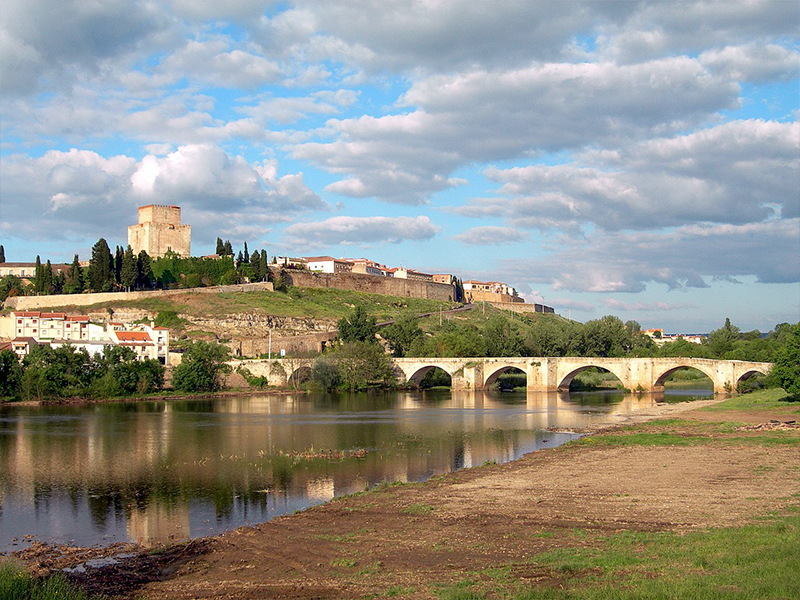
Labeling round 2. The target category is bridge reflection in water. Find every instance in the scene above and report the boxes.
[0,389,706,551]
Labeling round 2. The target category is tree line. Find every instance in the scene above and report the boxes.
[0,238,274,301]
[305,307,800,394]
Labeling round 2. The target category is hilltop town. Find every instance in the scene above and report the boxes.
[0,205,556,362]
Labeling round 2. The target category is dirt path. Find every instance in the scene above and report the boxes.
[13,398,800,599]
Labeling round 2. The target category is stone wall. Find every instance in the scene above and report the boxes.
[276,268,455,301]
[3,282,274,311]
[487,301,555,315]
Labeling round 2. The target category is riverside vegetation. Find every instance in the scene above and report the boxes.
[2,288,799,400]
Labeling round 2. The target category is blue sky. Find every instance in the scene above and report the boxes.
[1,0,798,333]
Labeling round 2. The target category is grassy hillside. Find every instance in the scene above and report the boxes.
[23,286,459,326]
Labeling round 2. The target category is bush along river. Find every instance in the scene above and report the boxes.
[0,387,711,552]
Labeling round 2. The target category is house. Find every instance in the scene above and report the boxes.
[11,337,38,359]
[432,274,455,285]
[273,256,308,269]
[305,256,354,274]
[109,330,158,361]
[393,268,433,282]
[462,280,523,303]
[0,262,72,279]
[1,311,169,362]
[346,258,389,277]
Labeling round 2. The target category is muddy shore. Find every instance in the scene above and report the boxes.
[6,395,800,599]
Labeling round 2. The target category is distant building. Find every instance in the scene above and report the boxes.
[305,256,353,274]
[1,311,169,362]
[0,262,72,279]
[463,280,523,304]
[128,205,191,258]
[432,274,456,285]
[393,268,433,282]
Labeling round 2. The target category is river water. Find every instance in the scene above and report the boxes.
[0,388,710,552]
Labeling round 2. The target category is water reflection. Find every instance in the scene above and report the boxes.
[0,389,708,551]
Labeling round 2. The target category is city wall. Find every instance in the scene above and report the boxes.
[3,282,274,311]
[486,302,555,315]
[276,268,456,302]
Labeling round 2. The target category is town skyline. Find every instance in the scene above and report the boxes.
[1,1,798,333]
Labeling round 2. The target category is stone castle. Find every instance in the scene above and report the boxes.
[128,205,191,258]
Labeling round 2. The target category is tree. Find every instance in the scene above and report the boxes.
[0,244,5,262]
[707,317,741,357]
[250,250,263,281]
[172,340,232,392]
[223,240,233,256]
[0,275,27,302]
[243,241,249,262]
[64,254,84,294]
[120,246,137,291]
[114,245,124,283]
[338,305,378,344]
[89,238,114,292]
[216,237,224,255]
[770,323,800,396]
[484,314,524,357]
[381,314,423,357]
[33,256,44,294]
[324,341,393,391]
[136,250,153,290]
[0,349,22,398]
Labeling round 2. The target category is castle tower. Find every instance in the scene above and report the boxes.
[128,205,191,258]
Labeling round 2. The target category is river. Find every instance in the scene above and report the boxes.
[0,388,710,552]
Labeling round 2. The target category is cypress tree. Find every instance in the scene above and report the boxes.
[65,254,84,294]
[0,245,5,262]
[243,241,249,262]
[223,240,233,256]
[215,237,224,255]
[137,250,153,290]
[43,260,54,294]
[34,256,44,294]
[89,238,113,292]
[121,246,137,291]
[250,250,262,281]
[114,246,124,283]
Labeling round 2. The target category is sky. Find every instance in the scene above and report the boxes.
[1,0,798,333]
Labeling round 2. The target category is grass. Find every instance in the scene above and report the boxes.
[29,285,457,323]
[0,562,92,600]
[701,388,800,412]
[427,508,800,599]
[403,503,436,515]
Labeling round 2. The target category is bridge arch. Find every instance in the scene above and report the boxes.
[484,365,527,388]
[654,364,717,391]
[405,364,455,388]
[558,364,628,391]
[735,368,770,390]
[288,365,312,386]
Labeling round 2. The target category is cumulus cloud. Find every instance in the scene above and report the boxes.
[0,145,326,248]
[699,44,800,83]
[452,227,527,245]
[294,56,738,204]
[604,299,695,312]
[283,215,440,247]
[454,120,799,231]
[159,38,282,89]
[0,0,165,96]
[497,219,800,293]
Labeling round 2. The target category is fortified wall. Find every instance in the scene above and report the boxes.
[275,268,456,302]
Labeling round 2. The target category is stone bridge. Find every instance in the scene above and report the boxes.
[233,356,771,393]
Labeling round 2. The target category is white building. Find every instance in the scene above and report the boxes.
[305,256,353,274]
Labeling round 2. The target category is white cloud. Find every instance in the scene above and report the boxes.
[454,120,799,230]
[604,299,695,312]
[0,146,326,249]
[294,57,738,204]
[284,215,440,247]
[0,0,166,96]
[498,219,800,293]
[452,227,527,245]
[699,44,800,83]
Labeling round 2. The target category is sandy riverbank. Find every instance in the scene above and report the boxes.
[9,393,800,599]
